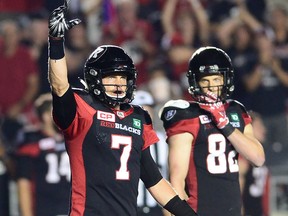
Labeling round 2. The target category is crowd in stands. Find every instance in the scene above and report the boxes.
[0,0,288,215]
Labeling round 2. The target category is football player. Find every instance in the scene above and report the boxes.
[160,46,265,216]
[15,93,71,216]
[239,111,270,216]
[47,1,198,215]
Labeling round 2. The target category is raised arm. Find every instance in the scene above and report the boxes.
[187,0,210,45]
[48,0,81,96]
[161,0,177,37]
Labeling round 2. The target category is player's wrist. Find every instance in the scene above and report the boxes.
[220,123,235,137]
[164,195,197,216]
[216,116,229,129]
[48,37,65,60]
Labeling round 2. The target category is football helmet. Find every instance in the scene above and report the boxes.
[84,45,137,106]
[187,46,234,102]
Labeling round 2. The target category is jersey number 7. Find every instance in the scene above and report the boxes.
[111,134,132,180]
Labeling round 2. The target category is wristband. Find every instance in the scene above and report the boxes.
[220,123,235,137]
[48,37,64,60]
[164,195,197,216]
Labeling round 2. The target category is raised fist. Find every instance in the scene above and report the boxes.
[49,0,81,38]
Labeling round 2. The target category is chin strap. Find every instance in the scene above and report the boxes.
[78,78,89,90]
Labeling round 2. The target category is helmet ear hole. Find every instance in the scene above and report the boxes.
[83,45,137,106]
[93,89,101,96]
[89,69,97,76]
[187,46,234,102]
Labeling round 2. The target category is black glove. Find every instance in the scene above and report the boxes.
[49,0,81,38]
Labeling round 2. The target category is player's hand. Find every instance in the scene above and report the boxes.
[49,0,81,38]
[198,91,229,129]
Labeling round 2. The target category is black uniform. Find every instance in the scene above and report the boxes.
[137,132,168,216]
[53,88,159,216]
[242,165,270,216]
[161,99,252,216]
[0,159,9,216]
[15,130,71,216]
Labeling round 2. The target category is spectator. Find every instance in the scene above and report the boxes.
[161,0,210,82]
[265,4,288,62]
[243,34,288,166]
[24,10,51,95]
[0,18,39,146]
[102,0,157,85]
[65,20,93,89]
[0,0,45,20]
[78,0,103,47]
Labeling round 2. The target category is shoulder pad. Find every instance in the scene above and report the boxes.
[132,105,152,124]
[163,99,190,109]
[131,104,144,109]
[131,104,145,114]
[228,99,244,107]
[227,99,247,112]
[158,100,189,118]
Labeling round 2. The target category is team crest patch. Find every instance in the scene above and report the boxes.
[133,118,141,129]
[165,110,176,121]
[199,115,211,124]
[117,111,125,118]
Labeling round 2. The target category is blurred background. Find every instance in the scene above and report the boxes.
[0,0,287,215]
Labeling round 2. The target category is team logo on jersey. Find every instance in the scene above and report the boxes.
[229,113,240,127]
[115,123,141,135]
[133,118,141,129]
[230,113,239,121]
[97,111,115,122]
[199,115,211,124]
[117,111,125,118]
[164,110,176,121]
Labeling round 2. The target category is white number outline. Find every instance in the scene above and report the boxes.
[207,133,239,174]
[111,134,132,180]
[249,166,269,197]
[45,152,71,183]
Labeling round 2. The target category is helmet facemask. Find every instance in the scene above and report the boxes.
[188,69,231,103]
[85,67,136,107]
[187,46,234,103]
[84,45,137,107]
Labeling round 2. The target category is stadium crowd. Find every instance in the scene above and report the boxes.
[0,0,288,215]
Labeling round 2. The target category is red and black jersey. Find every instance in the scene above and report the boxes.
[53,88,159,216]
[15,130,71,216]
[161,99,252,216]
[242,165,270,216]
